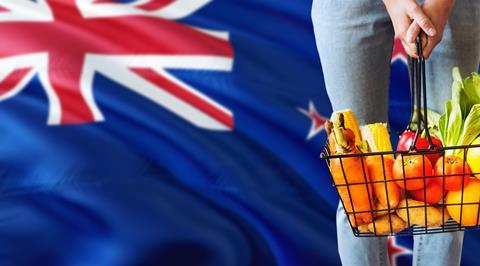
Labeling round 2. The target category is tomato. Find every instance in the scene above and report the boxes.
[393,154,432,190]
[397,131,443,165]
[411,181,445,204]
[434,155,471,191]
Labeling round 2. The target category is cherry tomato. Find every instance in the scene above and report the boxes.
[434,155,471,191]
[411,181,445,204]
[393,154,432,190]
[397,131,443,165]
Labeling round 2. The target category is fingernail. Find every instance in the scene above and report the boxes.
[428,28,436,36]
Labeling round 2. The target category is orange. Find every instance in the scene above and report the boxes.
[446,179,480,226]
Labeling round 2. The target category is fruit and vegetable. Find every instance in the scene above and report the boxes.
[410,181,445,204]
[434,155,471,191]
[439,68,480,157]
[396,198,448,227]
[393,154,432,190]
[366,214,406,235]
[467,137,480,177]
[324,69,480,233]
[397,130,443,165]
[325,112,376,226]
[446,180,480,226]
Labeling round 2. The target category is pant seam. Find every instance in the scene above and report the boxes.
[378,238,385,266]
[416,235,423,265]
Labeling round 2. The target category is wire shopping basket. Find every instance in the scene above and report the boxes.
[320,37,480,237]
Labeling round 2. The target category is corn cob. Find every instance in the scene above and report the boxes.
[331,109,362,148]
[360,123,393,159]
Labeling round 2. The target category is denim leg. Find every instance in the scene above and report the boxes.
[311,0,394,125]
[424,0,480,113]
[413,1,480,265]
[413,232,464,266]
[337,202,389,266]
[312,0,393,264]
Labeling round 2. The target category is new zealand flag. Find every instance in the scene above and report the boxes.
[0,1,478,265]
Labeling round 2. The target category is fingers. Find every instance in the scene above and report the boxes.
[406,23,438,59]
[406,3,436,37]
[422,38,436,59]
[392,12,418,58]
[406,21,421,43]
[420,33,428,50]
[385,0,437,59]
[404,22,429,58]
[402,40,418,58]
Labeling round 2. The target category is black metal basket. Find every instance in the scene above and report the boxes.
[321,37,480,237]
[322,144,480,237]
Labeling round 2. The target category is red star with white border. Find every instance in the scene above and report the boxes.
[298,101,327,140]
[392,37,407,64]
[388,236,412,266]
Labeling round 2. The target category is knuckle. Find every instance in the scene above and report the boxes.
[418,17,430,27]
[407,4,420,14]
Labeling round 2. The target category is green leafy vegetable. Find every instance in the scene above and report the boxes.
[463,72,480,113]
[438,110,448,143]
[459,104,480,146]
[447,101,463,147]
[438,68,480,156]
[451,80,467,118]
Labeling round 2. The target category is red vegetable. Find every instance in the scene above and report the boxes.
[393,154,433,190]
[397,130,443,165]
[411,181,445,204]
[434,155,471,191]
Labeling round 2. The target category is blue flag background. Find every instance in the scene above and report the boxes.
[0,0,479,265]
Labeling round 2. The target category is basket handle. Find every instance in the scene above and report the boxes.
[407,36,438,152]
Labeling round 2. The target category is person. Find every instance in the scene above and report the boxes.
[311,0,480,265]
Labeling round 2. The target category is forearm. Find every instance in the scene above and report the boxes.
[425,0,455,15]
[428,0,455,9]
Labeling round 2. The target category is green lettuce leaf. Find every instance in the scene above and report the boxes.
[463,71,480,113]
[434,68,480,154]
[439,110,448,145]
[459,104,480,146]
[452,80,468,118]
[446,101,463,146]
[452,67,463,83]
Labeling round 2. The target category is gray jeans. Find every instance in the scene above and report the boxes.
[312,0,480,265]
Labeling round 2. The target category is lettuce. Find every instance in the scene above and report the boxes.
[459,104,480,146]
[463,72,480,113]
[438,68,480,156]
[451,68,468,118]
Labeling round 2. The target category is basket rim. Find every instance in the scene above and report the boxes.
[320,143,480,159]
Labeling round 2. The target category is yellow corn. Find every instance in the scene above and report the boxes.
[360,123,394,159]
[332,109,362,147]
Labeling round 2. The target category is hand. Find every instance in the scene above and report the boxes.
[406,0,455,59]
[383,0,437,58]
